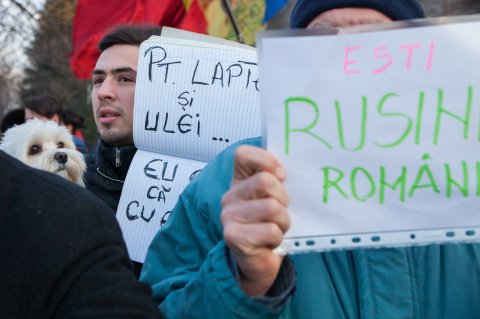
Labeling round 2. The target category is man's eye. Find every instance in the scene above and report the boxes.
[58,141,64,148]
[92,78,104,85]
[29,145,42,155]
[119,76,134,82]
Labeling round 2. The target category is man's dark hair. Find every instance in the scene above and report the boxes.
[98,24,163,52]
[24,95,62,119]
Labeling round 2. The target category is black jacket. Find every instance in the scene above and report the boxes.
[84,140,144,276]
[0,151,162,319]
[84,140,137,212]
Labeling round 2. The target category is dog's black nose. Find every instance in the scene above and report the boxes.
[54,152,68,164]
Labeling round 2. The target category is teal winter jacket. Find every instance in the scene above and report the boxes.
[141,138,480,319]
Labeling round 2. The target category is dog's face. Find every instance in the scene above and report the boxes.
[0,119,86,187]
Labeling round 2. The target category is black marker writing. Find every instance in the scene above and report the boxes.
[144,46,181,82]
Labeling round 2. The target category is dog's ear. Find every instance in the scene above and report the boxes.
[0,123,29,160]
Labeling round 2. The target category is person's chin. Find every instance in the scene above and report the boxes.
[100,130,132,146]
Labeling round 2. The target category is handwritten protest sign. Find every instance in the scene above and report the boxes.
[116,29,261,262]
[117,151,205,263]
[258,17,480,254]
[133,35,260,162]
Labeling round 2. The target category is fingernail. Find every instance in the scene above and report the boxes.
[275,166,286,180]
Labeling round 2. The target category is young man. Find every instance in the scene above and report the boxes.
[0,150,162,319]
[84,25,162,211]
[141,1,480,318]
[84,24,163,277]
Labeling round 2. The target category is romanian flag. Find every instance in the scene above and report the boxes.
[70,0,266,80]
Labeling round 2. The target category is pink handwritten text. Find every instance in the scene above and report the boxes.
[343,42,436,75]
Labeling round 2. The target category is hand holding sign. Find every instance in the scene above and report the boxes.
[221,145,289,296]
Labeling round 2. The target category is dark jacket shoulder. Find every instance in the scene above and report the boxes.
[0,151,162,319]
[84,140,137,211]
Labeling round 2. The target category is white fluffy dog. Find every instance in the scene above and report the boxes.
[0,119,86,187]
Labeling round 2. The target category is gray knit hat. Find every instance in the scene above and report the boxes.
[290,0,425,28]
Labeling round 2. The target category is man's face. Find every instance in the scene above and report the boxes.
[91,44,139,146]
[307,7,392,29]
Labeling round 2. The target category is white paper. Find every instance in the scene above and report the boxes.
[117,150,205,262]
[259,19,480,254]
[133,37,261,162]
[117,32,262,262]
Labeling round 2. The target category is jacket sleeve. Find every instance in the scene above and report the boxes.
[29,191,162,319]
[141,192,290,319]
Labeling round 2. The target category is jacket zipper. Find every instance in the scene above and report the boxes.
[115,148,121,167]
